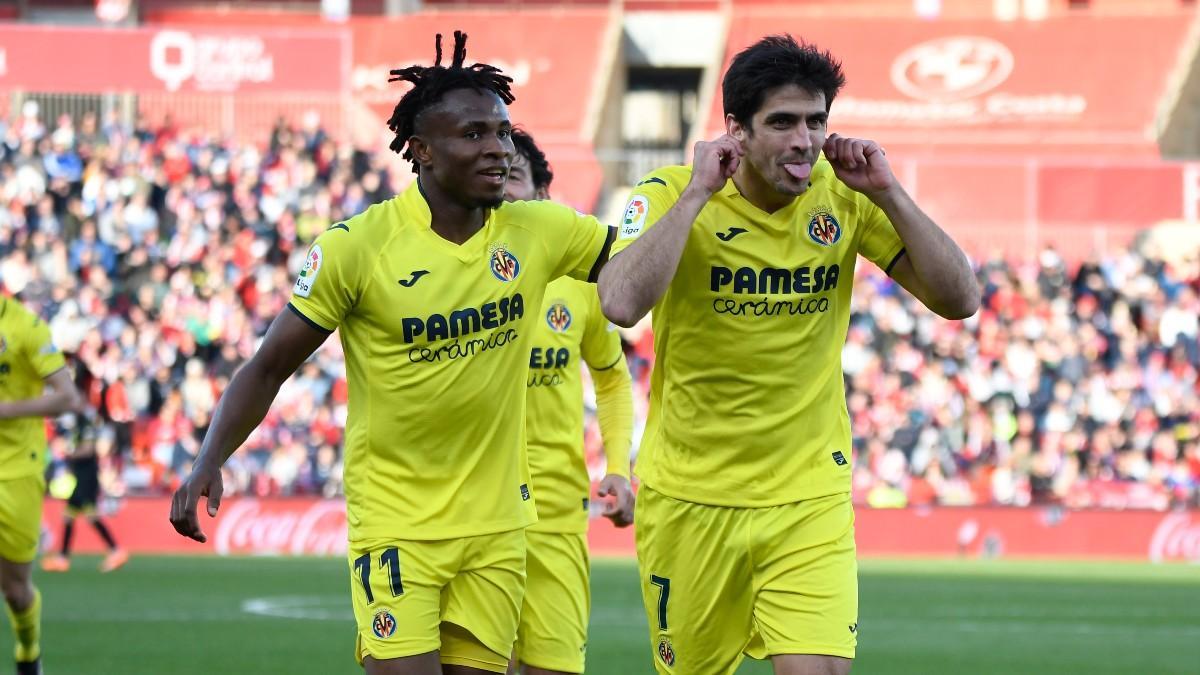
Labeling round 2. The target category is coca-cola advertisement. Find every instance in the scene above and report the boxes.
[1148,512,1200,564]
[42,498,1200,563]
[212,500,348,556]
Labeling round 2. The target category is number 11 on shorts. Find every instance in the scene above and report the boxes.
[354,547,404,604]
[650,574,671,630]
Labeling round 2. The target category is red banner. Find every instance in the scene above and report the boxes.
[345,11,614,210]
[346,12,612,144]
[0,25,347,94]
[42,497,1200,563]
[887,158,1199,260]
[139,10,615,210]
[712,13,1194,157]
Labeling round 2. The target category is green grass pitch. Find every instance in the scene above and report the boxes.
[14,556,1200,674]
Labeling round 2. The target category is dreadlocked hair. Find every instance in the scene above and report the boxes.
[386,30,516,173]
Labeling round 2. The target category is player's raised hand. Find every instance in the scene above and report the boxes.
[169,460,224,543]
[597,474,635,528]
[688,134,744,195]
[823,133,896,197]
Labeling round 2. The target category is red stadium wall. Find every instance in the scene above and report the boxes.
[890,159,1200,259]
[43,498,1200,563]
[0,11,613,209]
[710,13,1195,158]
[138,9,615,211]
[0,23,351,144]
[0,24,347,95]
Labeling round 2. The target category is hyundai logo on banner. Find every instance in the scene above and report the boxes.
[890,36,1013,102]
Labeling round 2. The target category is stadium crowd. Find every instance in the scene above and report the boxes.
[1,105,1197,511]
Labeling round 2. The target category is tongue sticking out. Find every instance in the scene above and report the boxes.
[784,163,812,181]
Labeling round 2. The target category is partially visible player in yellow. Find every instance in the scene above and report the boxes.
[170,31,616,675]
[0,295,84,675]
[503,129,635,675]
[599,35,980,675]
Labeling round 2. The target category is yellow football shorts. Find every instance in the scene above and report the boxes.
[0,474,45,564]
[348,528,526,673]
[514,530,589,673]
[635,487,858,674]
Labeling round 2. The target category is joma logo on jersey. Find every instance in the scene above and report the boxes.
[711,264,840,294]
[546,303,572,332]
[401,294,525,344]
[530,347,570,369]
[489,246,521,282]
[808,211,842,247]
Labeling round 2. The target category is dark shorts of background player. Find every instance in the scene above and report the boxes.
[66,456,100,515]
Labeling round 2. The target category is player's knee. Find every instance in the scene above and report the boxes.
[772,654,852,675]
[0,577,33,610]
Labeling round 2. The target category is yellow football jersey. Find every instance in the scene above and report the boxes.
[525,277,625,533]
[289,181,613,542]
[610,160,904,507]
[0,297,66,480]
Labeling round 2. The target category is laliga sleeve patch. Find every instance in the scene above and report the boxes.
[620,195,650,240]
[294,244,323,298]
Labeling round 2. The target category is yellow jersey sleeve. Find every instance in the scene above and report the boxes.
[579,290,623,370]
[854,194,906,275]
[25,315,65,378]
[535,201,615,283]
[581,289,633,478]
[288,223,370,331]
[609,169,685,257]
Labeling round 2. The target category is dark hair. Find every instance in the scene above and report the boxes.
[509,128,554,191]
[386,31,516,173]
[722,34,845,128]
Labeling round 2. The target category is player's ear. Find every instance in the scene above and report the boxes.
[409,135,433,167]
[535,187,549,200]
[726,113,747,143]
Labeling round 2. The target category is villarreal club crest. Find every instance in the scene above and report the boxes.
[546,302,572,333]
[489,243,521,282]
[807,208,842,247]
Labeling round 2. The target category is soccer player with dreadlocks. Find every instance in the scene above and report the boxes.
[169,31,616,675]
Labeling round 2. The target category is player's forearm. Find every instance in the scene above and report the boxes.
[0,388,82,419]
[591,355,634,479]
[871,184,980,319]
[193,359,287,468]
[598,185,711,327]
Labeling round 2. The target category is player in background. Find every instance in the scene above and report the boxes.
[0,295,85,675]
[503,128,635,675]
[170,31,616,675]
[598,35,979,675]
[41,355,128,574]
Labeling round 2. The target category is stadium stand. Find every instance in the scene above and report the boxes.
[0,0,1196,513]
[1,110,1195,511]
